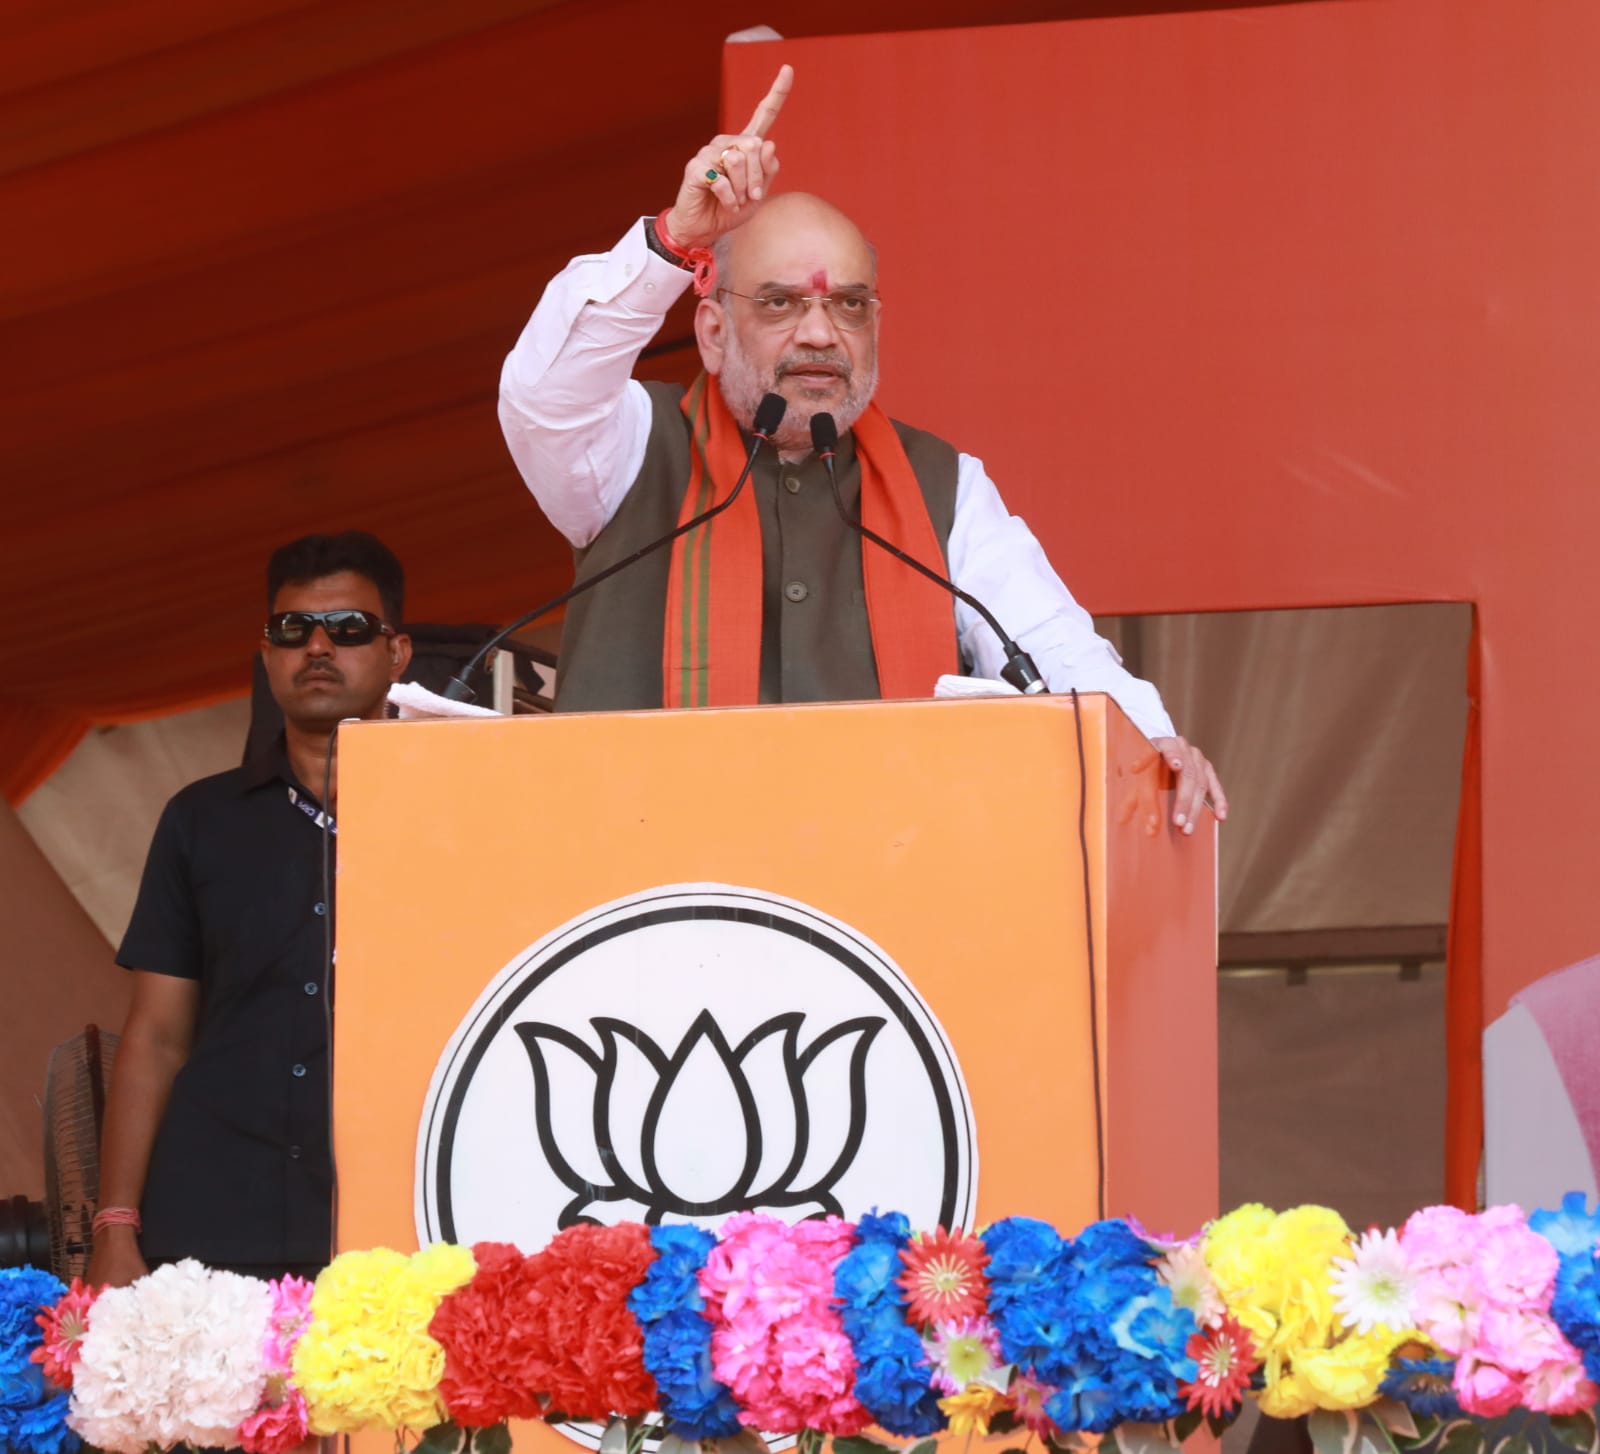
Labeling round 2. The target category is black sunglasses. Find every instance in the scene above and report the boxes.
[264,609,395,647]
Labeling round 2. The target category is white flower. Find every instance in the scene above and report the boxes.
[70,1259,272,1453]
[1331,1228,1417,1335]
[1157,1242,1226,1329]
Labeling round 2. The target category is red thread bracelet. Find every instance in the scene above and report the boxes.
[651,213,716,298]
[92,1206,141,1235]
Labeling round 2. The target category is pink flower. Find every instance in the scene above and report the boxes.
[1008,1374,1060,1436]
[701,1213,867,1434]
[1523,1359,1599,1416]
[1477,1307,1573,1375]
[1455,1352,1522,1417]
[1411,1263,1484,1355]
[1477,1221,1558,1308]
[238,1386,310,1454]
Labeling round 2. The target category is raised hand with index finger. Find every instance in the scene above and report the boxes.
[658,64,792,253]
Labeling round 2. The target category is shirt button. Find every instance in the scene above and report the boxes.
[783,473,801,494]
[304,981,319,996]
[313,901,327,916]
[288,1145,303,1160]
[784,580,809,603]
[292,1063,307,1078]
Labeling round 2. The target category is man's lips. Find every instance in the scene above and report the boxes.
[296,669,342,687]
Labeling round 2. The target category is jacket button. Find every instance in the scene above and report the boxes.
[288,1145,303,1160]
[292,1063,307,1078]
[304,981,319,996]
[783,473,801,494]
[784,580,809,603]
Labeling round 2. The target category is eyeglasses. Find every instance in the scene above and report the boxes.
[264,609,395,647]
[717,287,882,332]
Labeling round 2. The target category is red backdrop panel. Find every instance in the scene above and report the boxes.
[723,0,1600,1040]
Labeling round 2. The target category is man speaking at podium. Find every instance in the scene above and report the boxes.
[498,65,1225,833]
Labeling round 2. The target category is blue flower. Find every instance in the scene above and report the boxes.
[1380,1357,1462,1421]
[1531,1193,1600,1260]
[629,1225,716,1320]
[835,1214,944,1436]
[0,1270,63,1382]
[630,1228,740,1438]
[11,1391,79,1454]
[1074,1220,1154,1276]
[857,1209,911,1244]
[983,1217,1068,1294]
[639,1309,742,1439]
[834,1240,900,1310]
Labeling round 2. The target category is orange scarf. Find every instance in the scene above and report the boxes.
[662,373,960,707]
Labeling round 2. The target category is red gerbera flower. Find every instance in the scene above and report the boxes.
[1179,1313,1260,1419]
[32,1277,99,1390]
[897,1226,990,1326]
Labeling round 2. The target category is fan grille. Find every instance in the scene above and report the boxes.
[44,1026,118,1281]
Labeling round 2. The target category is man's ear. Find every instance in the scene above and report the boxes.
[388,633,413,683]
[694,297,727,374]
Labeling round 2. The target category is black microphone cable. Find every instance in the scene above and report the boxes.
[809,412,1046,694]
[443,392,789,703]
[809,412,1106,1213]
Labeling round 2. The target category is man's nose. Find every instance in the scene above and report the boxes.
[304,626,335,655]
[792,296,843,347]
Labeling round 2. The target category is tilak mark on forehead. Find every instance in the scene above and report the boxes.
[809,269,829,292]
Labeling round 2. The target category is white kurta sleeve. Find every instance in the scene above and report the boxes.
[497,221,695,548]
[947,453,1178,741]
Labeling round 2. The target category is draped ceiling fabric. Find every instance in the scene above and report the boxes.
[0,0,1311,804]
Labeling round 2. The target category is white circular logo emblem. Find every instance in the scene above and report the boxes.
[417,884,977,1246]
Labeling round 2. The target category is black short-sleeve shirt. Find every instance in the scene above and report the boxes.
[116,738,334,1267]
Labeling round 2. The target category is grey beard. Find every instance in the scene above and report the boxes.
[718,337,878,456]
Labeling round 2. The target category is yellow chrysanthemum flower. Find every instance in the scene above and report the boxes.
[294,1244,476,1435]
[1295,1328,1408,1411]
[938,1384,1008,1437]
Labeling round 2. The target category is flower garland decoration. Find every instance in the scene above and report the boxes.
[69,1260,271,1454]
[1,1266,77,1454]
[6,1194,1600,1454]
[700,1211,869,1434]
[29,1277,95,1397]
[293,1244,476,1434]
[832,1211,944,1436]
[238,1274,314,1454]
[627,1224,742,1439]
[1205,1202,1411,1417]
[429,1241,553,1429]
[983,1216,1197,1433]
[515,1222,657,1421]
[1533,1193,1600,1389]
[1402,1203,1596,1416]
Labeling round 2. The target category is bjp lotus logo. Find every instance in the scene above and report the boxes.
[418,885,976,1267]
[514,1009,884,1225]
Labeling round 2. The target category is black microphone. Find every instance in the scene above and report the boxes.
[810,411,1046,695]
[443,392,788,701]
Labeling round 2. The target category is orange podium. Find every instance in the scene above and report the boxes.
[332,692,1217,1286]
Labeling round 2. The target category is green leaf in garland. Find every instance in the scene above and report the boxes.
[1551,1414,1600,1454]
[1370,1399,1421,1443]
[1172,1408,1204,1444]
[1491,1434,1533,1454]
[414,1422,465,1454]
[830,1437,900,1454]
[472,1423,513,1454]
[1437,1419,1487,1454]
[1310,1409,1362,1454]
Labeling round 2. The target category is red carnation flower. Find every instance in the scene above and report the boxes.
[432,1242,551,1427]
[519,1223,659,1420]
